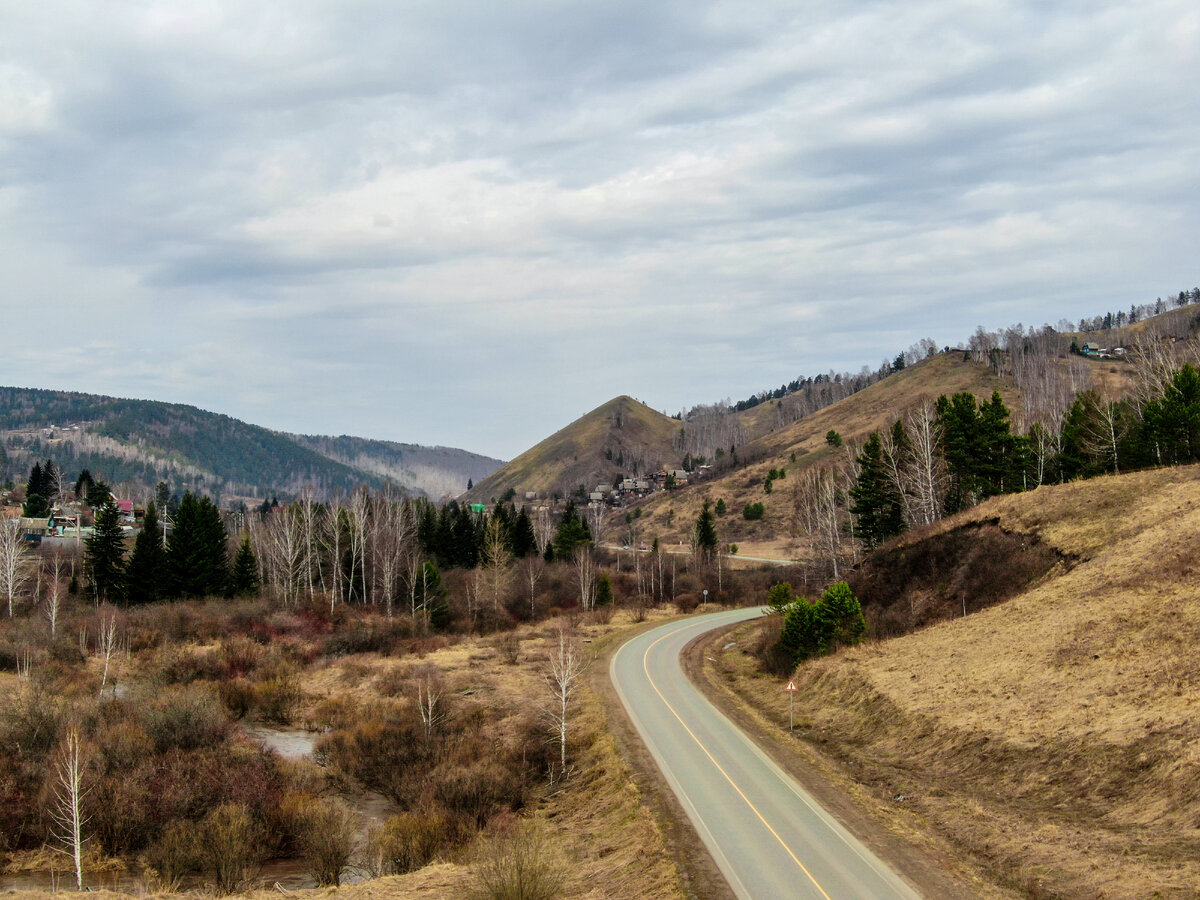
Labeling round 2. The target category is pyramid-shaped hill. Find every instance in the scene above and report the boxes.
[466,396,678,502]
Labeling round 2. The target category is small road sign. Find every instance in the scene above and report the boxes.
[785,681,797,691]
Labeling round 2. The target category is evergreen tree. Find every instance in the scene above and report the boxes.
[692,499,719,562]
[167,492,230,598]
[849,432,905,551]
[231,537,260,597]
[553,500,592,558]
[86,500,126,603]
[1142,364,1200,464]
[510,506,538,558]
[715,498,727,516]
[125,501,168,605]
[75,469,95,502]
[595,573,613,606]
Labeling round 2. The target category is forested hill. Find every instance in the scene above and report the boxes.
[0,386,502,502]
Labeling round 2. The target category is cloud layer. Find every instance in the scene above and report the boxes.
[3,1,1197,458]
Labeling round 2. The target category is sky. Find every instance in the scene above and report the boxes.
[2,1,1198,460]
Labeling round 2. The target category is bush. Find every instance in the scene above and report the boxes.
[779,582,866,662]
[433,760,524,829]
[200,802,263,894]
[742,502,765,521]
[141,818,202,886]
[139,687,230,752]
[367,809,451,874]
[292,797,360,886]
[468,823,564,900]
[218,678,256,720]
[253,660,301,725]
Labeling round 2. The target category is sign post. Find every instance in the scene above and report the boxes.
[785,680,797,730]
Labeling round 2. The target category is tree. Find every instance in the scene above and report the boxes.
[850,432,905,551]
[766,581,794,616]
[594,573,613,607]
[167,492,229,598]
[51,725,90,891]
[553,501,591,558]
[545,626,584,778]
[779,582,865,662]
[714,498,727,516]
[85,500,126,604]
[0,519,32,618]
[231,536,260,596]
[825,430,842,448]
[692,499,719,564]
[125,501,168,605]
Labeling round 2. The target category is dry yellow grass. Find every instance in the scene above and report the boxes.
[707,463,1200,898]
[2,608,689,900]
[631,354,1015,558]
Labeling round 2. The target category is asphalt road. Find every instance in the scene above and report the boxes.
[611,608,923,900]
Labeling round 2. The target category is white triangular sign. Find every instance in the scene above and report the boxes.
[785,681,797,691]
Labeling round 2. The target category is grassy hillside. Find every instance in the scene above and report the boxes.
[708,463,1200,898]
[628,353,1016,557]
[467,396,679,502]
[0,387,499,502]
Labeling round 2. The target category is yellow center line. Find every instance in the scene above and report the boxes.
[641,621,834,900]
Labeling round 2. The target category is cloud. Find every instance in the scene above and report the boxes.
[0,0,1197,459]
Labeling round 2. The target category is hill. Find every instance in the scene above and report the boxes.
[0,386,502,502]
[704,462,1200,898]
[627,353,1017,557]
[466,395,679,502]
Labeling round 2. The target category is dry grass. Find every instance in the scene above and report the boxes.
[469,395,679,500]
[632,354,1016,557]
[708,463,1200,899]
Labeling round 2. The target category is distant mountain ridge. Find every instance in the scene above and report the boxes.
[0,386,502,501]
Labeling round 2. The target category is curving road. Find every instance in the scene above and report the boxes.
[611,608,922,900]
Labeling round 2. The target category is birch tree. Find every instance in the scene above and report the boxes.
[0,519,31,618]
[52,725,90,890]
[480,514,513,612]
[573,546,596,611]
[545,626,584,779]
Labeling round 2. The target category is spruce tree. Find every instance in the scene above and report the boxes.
[849,432,905,551]
[126,501,168,605]
[693,499,719,562]
[167,492,230,598]
[510,506,538,558]
[86,500,126,603]
[553,500,591,558]
[231,537,260,597]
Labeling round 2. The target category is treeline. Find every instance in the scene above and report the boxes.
[798,357,1200,576]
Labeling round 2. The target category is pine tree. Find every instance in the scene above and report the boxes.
[693,499,719,562]
[231,537,260,597]
[850,432,905,551]
[553,500,592,558]
[86,500,126,603]
[510,506,538,558]
[125,501,168,605]
[167,492,230,598]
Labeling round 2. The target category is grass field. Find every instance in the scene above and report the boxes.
[701,463,1200,899]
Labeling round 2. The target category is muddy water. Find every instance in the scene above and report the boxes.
[0,727,392,893]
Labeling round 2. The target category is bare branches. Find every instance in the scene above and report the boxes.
[0,520,32,618]
[544,626,584,778]
[51,725,90,890]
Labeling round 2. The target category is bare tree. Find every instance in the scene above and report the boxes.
[372,496,413,618]
[96,608,119,698]
[346,488,371,605]
[44,551,65,638]
[0,520,32,618]
[586,503,609,545]
[573,546,596,611]
[532,506,554,558]
[904,401,943,525]
[521,555,545,619]
[480,514,513,612]
[545,626,584,779]
[51,725,90,890]
[416,675,448,741]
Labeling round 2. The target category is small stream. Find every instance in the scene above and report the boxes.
[0,726,391,893]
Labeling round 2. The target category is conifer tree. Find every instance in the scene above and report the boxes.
[167,492,230,598]
[125,501,168,605]
[231,536,260,597]
[553,500,591,558]
[692,499,719,562]
[86,500,126,603]
[850,432,905,551]
[510,506,538,558]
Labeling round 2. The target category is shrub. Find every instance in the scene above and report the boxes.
[199,802,263,894]
[367,809,451,874]
[765,582,794,616]
[433,760,524,829]
[218,678,256,720]
[139,686,230,752]
[467,823,564,900]
[742,502,765,521]
[253,660,301,725]
[292,797,360,886]
[141,818,202,886]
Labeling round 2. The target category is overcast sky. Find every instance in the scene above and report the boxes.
[2,2,1197,459]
